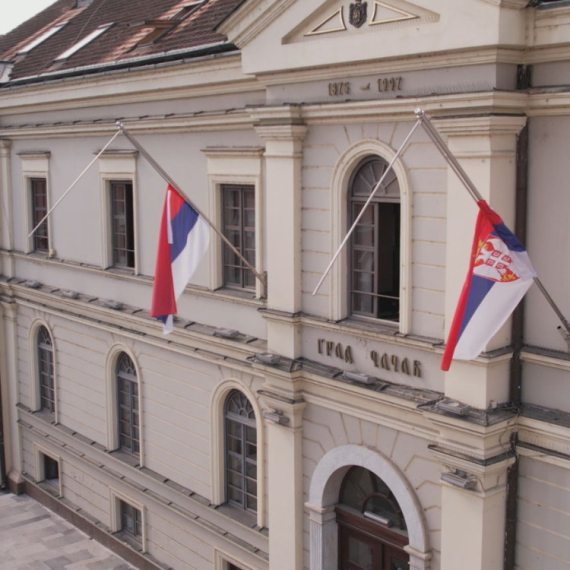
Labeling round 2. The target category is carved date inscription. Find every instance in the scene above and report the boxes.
[378,76,402,92]
[328,82,351,96]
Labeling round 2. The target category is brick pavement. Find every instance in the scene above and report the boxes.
[0,491,137,570]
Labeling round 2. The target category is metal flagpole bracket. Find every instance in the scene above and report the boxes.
[116,121,267,292]
[415,108,570,343]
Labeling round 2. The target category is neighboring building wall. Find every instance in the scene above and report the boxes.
[516,457,570,570]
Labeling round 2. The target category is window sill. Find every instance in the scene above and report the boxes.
[11,250,266,308]
[215,503,265,533]
[108,449,140,468]
[115,531,143,552]
[33,409,56,424]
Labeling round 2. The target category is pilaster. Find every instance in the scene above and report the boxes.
[436,115,527,408]
[254,107,307,359]
[258,377,306,570]
[424,407,517,570]
[0,140,14,277]
[0,299,23,492]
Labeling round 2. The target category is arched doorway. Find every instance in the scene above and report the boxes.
[337,466,409,570]
[307,445,430,570]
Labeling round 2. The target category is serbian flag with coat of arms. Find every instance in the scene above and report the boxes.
[150,185,209,333]
[441,201,536,371]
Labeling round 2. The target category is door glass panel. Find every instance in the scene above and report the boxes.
[348,536,373,570]
[390,556,409,570]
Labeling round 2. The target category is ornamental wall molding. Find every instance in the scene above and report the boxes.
[7,282,267,372]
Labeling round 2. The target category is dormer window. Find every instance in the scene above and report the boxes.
[55,23,113,61]
[18,23,67,55]
[134,1,206,46]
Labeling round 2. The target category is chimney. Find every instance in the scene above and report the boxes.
[76,0,94,7]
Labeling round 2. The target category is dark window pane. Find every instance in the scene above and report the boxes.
[222,185,256,290]
[37,326,55,412]
[116,353,139,456]
[349,157,400,321]
[31,179,49,252]
[111,181,135,268]
[225,390,257,512]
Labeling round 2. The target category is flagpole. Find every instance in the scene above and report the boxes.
[116,122,267,290]
[28,129,122,238]
[311,118,422,296]
[415,109,570,338]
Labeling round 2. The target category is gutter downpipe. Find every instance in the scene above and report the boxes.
[504,64,531,570]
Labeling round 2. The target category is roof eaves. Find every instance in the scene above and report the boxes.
[1,41,237,89]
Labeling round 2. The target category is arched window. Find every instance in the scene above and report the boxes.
[116,353,139,456]
[224,390,257,514]
[348,156,401,322]
[337,466,409,570]
[37,326,55,412]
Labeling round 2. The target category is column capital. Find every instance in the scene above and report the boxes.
[0,139,12,155]
[255,123,308,143]
[432,114,527,137]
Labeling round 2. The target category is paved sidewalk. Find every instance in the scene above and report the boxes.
[0,491,137,570]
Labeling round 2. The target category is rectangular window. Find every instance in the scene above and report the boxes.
[119,500,142,543]
[110,181,135,268]
[222,185,255,290]
[118,376,139,455]
[31,178,49,253]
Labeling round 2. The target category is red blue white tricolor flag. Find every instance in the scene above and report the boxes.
[150,185,209,333]
[441,200,536,371]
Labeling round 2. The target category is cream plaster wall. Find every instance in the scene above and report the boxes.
[516,457,570,570]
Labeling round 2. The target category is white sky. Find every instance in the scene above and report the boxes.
[1,1,57,36]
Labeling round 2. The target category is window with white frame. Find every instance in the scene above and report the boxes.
[19,151,51,255]
[203,147,264,298]
[30,178,49,253]
[224,390,257,514]
[222,184,256,290]
[37,326,55,413]
[116,352,140,457]
[348,156,401,322]
[98,151,138,272]
[110,181,135,268]
[119,500,143,544]
[110,490,146,551]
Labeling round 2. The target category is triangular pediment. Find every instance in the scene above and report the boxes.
[217,0,508,78]
[285,0,439,43]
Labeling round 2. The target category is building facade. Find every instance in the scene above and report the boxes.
[0,1,570,569]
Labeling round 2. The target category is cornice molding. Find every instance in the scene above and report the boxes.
[433,114,528,136]
[0,54,260,116]
[0,109,254,139]
[217,0,297,48]
[258,47,525,86]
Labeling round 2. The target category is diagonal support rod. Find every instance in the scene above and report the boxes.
[117,122,267,291]
[28,129,121,238]
[415,108,570,339]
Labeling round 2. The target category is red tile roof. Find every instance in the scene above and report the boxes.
[0,0,242,83]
